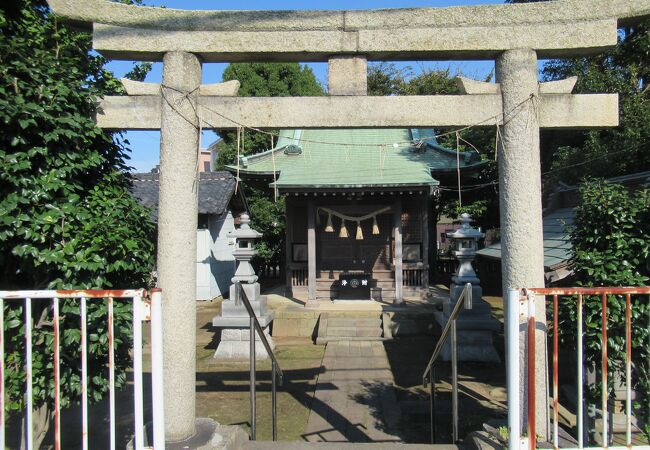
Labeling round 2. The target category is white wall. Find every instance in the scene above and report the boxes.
[196,211,237,300]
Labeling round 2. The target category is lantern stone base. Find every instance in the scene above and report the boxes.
[212,282,276,359]
[213,326,275,360]
[434,283,501,363]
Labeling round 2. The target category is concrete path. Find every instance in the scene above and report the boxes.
[303,341,402,443]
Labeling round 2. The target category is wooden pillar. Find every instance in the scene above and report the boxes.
[307,199,317,306]
[421,193,429,290]
[393,198,403,304]
[285,199,293,296]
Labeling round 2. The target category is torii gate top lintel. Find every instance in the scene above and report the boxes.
[47,0,649,62]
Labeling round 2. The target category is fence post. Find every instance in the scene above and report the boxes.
[150,289,165,449]
[506,288,521,450]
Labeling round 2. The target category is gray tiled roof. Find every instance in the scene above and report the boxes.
[476,208,574,270]
[131,171,237,219]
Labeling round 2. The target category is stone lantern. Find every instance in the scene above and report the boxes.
[229,213,263,296]
[447,213,483,286]
[434,213,500,362]
[212,213,274,359]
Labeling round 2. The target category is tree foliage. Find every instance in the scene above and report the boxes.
[563,180,650,438]
[0,0,154,444]
[542,22,650,192]
[215,63,324,267]
[216,63,324,170]
[506,0,650,190]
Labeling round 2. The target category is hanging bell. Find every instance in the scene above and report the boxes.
[339,219,349,238]
[372,216,380,235]
[325,213,334,232]
[356,221,363,240]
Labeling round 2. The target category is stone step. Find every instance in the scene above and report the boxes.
[243,442,459,449]
[316,312,390,344]
[327,326,383,338]
[327,317,382,328]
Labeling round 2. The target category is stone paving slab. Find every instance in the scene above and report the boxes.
[244,443,458,449]
[303,341,402,443]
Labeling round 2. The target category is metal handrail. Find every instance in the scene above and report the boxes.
[234,281,284,441]
[422,282,473,444]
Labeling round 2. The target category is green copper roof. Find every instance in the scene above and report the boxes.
[229,128,484,189]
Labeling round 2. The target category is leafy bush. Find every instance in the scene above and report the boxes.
[563,179,649,439]
[0,0,154,445]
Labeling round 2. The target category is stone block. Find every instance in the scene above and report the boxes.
[213,325,274,360]
[356,328,383,338]
[328,55,367,96]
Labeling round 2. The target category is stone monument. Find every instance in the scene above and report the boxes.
[212,213,275,359]
[435,213,500,362]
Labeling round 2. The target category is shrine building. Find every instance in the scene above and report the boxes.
[230,128,485,306]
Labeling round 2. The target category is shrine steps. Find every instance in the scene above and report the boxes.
[315,312,391,344]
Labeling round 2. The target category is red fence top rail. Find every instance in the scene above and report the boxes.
[523,286,650,296]
[0,289,147,299]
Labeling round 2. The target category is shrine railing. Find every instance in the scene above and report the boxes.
[506,287,650,450]
[402,268,424,287]
[290,266,308,287]
[255,263,283,281]
[422,282,473,444]
[233,281,283,441]
[0,289,164,450]
[435,256,458,284]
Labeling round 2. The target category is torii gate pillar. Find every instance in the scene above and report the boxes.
[157,51,201,441]
[496,48,549,438]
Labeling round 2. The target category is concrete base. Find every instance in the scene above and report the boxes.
[434,308,501,363]
[213,326,275,360]
[127,417,249,450]
[435,282,501,362]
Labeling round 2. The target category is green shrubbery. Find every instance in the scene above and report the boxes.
[564,179,650,439]
[0,1,154,445]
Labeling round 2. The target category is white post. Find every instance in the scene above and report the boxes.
[150,289,165,449]
[132,295,144,450]
[506,288,521,450]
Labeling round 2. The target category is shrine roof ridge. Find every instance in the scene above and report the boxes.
[226,128,484,190]
[48,0,649,32]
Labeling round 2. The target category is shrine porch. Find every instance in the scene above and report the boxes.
[284,191,434,307]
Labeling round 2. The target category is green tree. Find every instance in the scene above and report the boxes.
[506,2,650,192]
[215,63,324,268]
[216,62,324,170]
[0,0,154,445]
[564,180,650,439]
[542,21,650,191]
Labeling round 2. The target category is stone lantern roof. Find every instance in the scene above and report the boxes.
[227,213,261,240]
[446,213,484,241]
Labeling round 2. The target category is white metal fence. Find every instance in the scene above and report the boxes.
[506,287,650,450]
[0,288,164,450]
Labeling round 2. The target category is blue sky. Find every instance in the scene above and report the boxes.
[106,0,504,172]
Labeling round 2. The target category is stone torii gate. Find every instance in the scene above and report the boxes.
[47,0,649,445]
